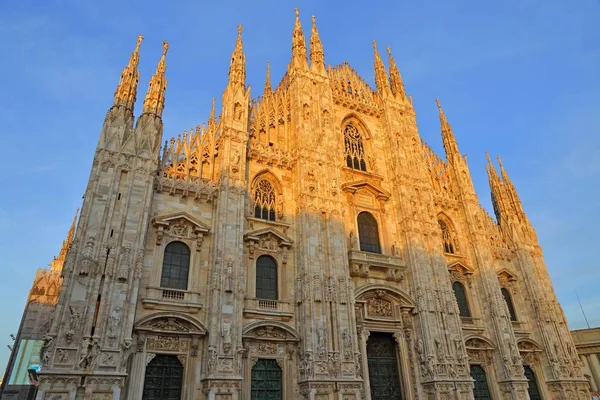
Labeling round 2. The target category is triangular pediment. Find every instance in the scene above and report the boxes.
[152,211,210,233]
[244,227,293,247]
[341,180,391,201]
[448,261,474,276]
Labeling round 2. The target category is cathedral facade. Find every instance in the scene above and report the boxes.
[32,10,590,400]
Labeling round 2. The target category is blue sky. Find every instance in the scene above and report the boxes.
[0,0,599,375]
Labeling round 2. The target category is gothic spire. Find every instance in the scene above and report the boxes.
[113,35,143,110]
[497,155,525,215]
[436,98,460,160]
[373,41,390,97]
[386,46,407,100]
[290,8,308,70]
[310,15,325,73]
[227,25,246,89]
[50,208,79,272]
[142,41,169,117]
[264,61,272,94]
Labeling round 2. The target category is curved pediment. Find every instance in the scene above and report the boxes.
[244,227,293,248]
[134,312,207,335]
[342,180,390,201]
[517,338,542,352]
[464,335,496,350]
[355,284,415,308]
[242,321,300,341]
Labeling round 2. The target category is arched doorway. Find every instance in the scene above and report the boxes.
[142,354,183,400]
[366,332,403,399]
[251,359,282,400]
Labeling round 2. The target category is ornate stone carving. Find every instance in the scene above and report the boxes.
[146,336,180,351]
[107,307,121,342]
[117,246,131,281]
[366,297,393,317]
[222,321,232,354]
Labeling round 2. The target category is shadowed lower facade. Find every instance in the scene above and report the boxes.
[25,9,591,400]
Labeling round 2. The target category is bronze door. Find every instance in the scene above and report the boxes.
[251,358,282,400]
[367,332,403,400]
[470,365,492,400]
[142,354,183,400]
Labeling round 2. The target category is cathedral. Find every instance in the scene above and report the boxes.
[13,9,591,400]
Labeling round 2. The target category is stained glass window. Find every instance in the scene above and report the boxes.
[253,179,276,221]
[160,241,190,290]
[501,288,517,321]
[452,281,471,318]
[358,212,381,254]
[344,124,367,172]
[256,255,278,300]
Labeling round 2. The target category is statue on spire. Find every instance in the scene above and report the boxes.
[310,15,325,73]
[386,46,407,101]
[290,8,308,70]
[113,35,143,110]
[142,41,169,117]
[227,25,246,89]
[372,41,390,97]
[436,98,460,159]
[264,61,272,94]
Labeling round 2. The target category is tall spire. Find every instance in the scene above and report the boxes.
[113,35,143,110]
[372,41,390,97]
[208,97,217,128]
[485,151,504,222]
[309,15,325,73]
[386,46,406,100]
[290,8,308,70]
[436,98,460,159]
[497,155,525,215]
[264,62,272,94]
[50,208,79,272]
[142,41,169,117]
[227,25,246,89]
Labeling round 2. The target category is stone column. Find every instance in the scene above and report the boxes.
[359,328,371,400]
[587,354,600,392]
[393,330,414,399]
[126,352,147,400]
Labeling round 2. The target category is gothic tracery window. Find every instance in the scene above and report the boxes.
[344,124,367,171]
[253,178,276,221]
[501,288,518,321]
[439,220,456,254]
[160,241,190,290]
[357,211,381,254]
[452,281,471,318]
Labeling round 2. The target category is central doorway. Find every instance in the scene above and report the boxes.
[366,332,403,400]
[251,358,282,400]
[142,354,183,400]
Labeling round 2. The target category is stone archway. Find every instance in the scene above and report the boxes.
[354,285,416,400]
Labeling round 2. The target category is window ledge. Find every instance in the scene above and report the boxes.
[243,298,293,321]
[141,286,203,313]
[247,216,291,229]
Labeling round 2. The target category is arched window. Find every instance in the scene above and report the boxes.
[357,212,381,254]
[253,178,276,221]
[501,288,517,321]
[160,241,190,290]
[438,220,456,254]
[344,124,367,172]
[470,365,492,399]
[452,281,471,318]
[256,255,278,300]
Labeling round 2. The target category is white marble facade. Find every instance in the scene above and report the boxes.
[34,11,590,400]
